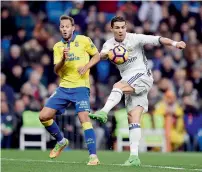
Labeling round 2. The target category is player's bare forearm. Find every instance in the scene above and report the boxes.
[159,37,186,49]
[85,52,100,69]
[54,58,66,75]
[78,52,100,75]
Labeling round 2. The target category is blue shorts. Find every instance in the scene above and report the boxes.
[45,87,90,115]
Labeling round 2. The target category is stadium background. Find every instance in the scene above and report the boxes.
[1,0,202,154]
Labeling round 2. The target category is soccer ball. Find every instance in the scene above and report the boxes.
[108,45,128,65]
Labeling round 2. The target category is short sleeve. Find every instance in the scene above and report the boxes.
[135,34,161,46]
[53,44,61,65]
[85,37,98,56]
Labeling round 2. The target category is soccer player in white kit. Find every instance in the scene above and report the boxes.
[89,16,186,166]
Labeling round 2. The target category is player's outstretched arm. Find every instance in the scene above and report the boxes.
[136,34,186,50]
[159,37,186,49]
[54,48,69,75]
[78,52,100,75]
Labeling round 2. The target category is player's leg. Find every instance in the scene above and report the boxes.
[124,74,153,166]
[39,88,69,158]
[123,106,143,166]
[89,80,133,123]
[74,87,99,165]
[78,111,100,165]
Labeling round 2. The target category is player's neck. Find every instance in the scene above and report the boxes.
[63,34,74,43]
[115,38,123,43]
[114,36,126,43]
[63,37,71,43]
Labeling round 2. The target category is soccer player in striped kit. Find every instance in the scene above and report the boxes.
[89,16,186,166]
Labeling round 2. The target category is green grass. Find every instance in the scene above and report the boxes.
[1,150,202,172]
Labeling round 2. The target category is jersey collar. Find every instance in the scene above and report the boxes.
[61,34,76,44]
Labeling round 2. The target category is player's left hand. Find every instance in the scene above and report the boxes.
[176,41,186,49]
[78,66,88,75]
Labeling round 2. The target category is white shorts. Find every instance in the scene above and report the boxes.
[122,72,153,113]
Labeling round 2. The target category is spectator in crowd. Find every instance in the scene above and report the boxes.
[151,48,164,70]
[179,80,199,108]
[92,27,105,51]
[11,27,28,46]
[15,3,35,39]
[1,7,16,38]
[138,1,162,32]
[190,66,202,99]
[158,78,173,94]
[69,1,87,32]
[11,99,25,148]
[148,85,162,108]
[183,96,202,151]
[33,19,50,47]
[173,69,187,98]
[1,99,14,148]
[119,1,139,25]
[7,65,24,94]
[2,44,22,76]
[172,50,187,69]
[22,70,47,101]
[86,5,97,24]
[154,90,185,151]
[160,55,175,79]
[1,73,15,107]
[152,70,162,85]
[96,12,107,32]
[21,39,44,67]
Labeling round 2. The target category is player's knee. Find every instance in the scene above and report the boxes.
[78,111,90,123]
[39,109,53,122]
[128,112,141,124]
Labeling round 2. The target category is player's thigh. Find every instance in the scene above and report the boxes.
[42,87,70,119]
[74,87,91,122]
[128,106,144,124]
[125,92,148,124]
[128,73,153,94]
[113,80,134,94]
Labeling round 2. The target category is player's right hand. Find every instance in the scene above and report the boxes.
[100,52,109,60]
[63,48,69,60]
[176,41,186,49]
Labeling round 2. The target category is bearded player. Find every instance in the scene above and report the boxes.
[39,15,100,165]
[89,16,186,166]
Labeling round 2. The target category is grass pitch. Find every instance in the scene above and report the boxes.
[1,150,202,172]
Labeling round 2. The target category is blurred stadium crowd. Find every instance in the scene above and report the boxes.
[1,1,202,152]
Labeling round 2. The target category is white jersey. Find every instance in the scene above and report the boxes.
[101,32,161,77]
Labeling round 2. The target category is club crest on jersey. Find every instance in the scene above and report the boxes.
[127,47,133,52]
[75,41,79,47]
[126,46,133,52]
[91,43,95,49]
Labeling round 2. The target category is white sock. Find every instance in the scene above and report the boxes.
[90,154,97,158]
[58,138,66,145]
[101,88,123,113]
[129,123,141,156]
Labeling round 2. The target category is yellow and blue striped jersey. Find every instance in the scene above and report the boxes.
[53,34,98,88]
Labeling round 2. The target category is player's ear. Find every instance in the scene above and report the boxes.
[72,25,75,32]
